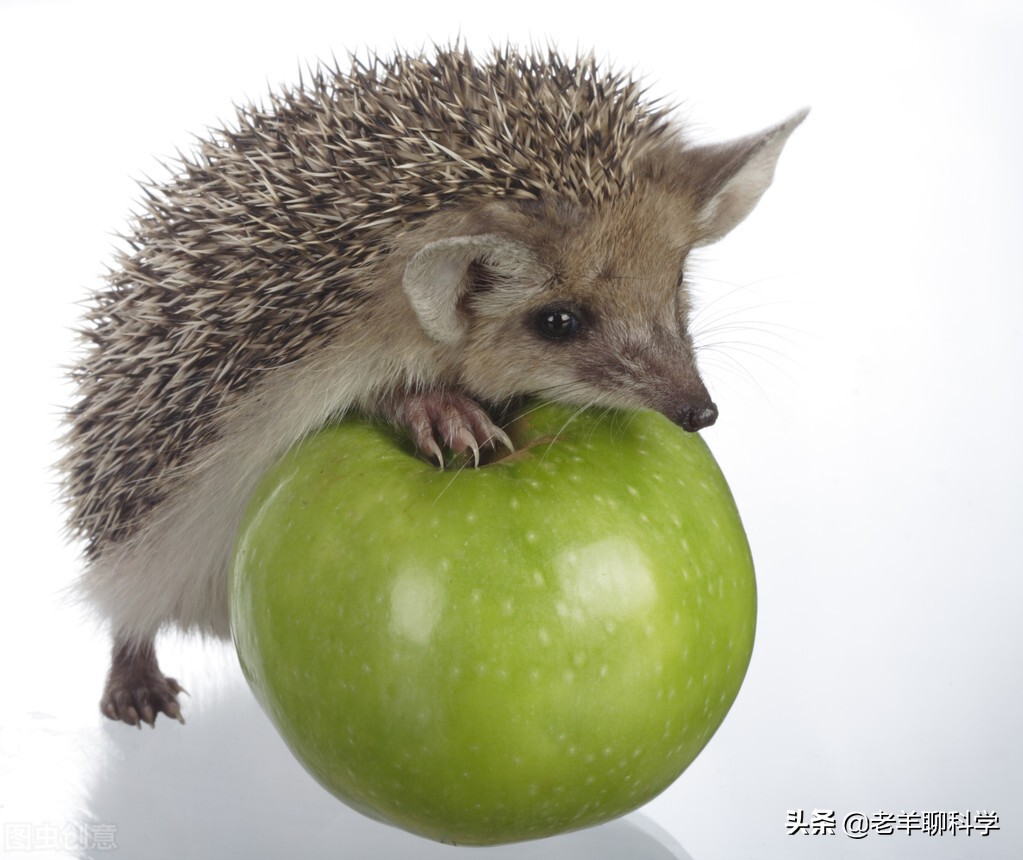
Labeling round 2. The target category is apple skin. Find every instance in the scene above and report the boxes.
[230,402,756,845]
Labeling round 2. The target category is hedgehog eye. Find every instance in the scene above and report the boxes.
[534,307,582,340]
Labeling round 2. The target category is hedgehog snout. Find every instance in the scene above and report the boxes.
[671,399,719,432]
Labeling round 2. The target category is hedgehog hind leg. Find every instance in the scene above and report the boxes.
[100,635,186,727]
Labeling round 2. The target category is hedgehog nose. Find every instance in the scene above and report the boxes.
[675,401,718,432]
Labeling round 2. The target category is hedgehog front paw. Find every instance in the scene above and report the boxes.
[381,390,513,468]
[101,638,186,728]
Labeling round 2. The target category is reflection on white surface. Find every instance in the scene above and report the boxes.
[69,658,690,860]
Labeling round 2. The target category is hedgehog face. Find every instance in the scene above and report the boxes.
[400,195,717,431]
[400,94,808,432]
[468,199,716,430]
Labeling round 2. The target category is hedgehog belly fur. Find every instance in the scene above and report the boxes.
[78,334,418,640]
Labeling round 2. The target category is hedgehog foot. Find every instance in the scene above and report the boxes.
[380,390,513,468]
[100,636,186,727]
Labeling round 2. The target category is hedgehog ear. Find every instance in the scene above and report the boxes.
[404,234,544,345]
[686,108,809,247]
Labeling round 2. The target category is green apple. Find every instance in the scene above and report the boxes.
[230,402,756,845]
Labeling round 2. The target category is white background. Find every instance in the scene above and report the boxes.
[1,0,1020,858]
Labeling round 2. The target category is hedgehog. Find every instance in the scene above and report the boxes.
[61,44,806,727]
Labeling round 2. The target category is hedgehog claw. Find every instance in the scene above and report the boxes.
[379,390,510,468]
[490,426,515,454]
[425,438,445,470]
[101,637,185,728]
[452,427,481,467]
